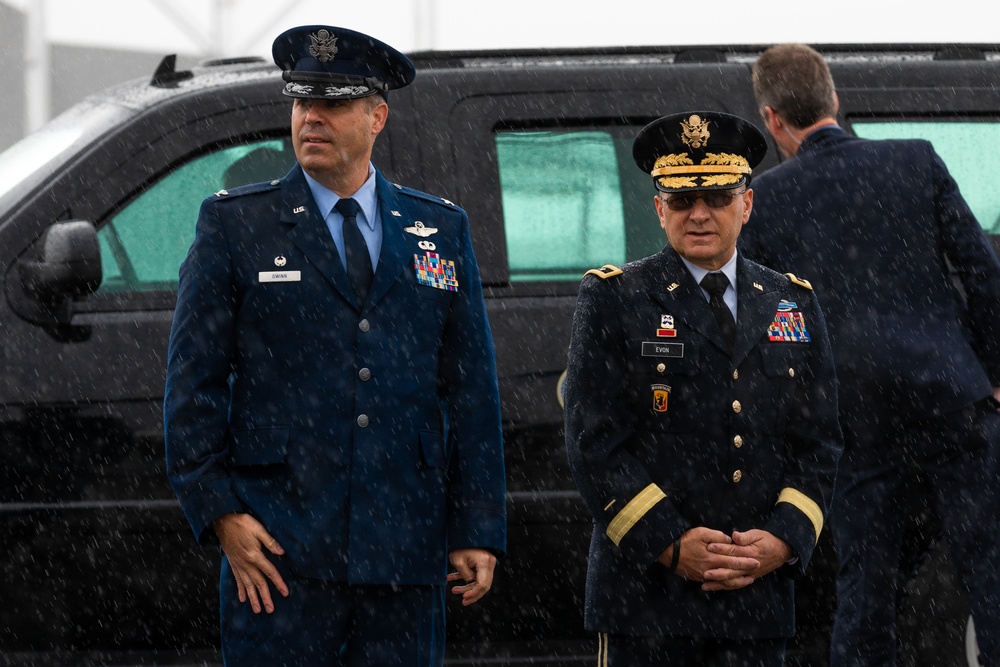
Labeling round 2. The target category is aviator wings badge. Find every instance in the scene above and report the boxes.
[403,221,438,237]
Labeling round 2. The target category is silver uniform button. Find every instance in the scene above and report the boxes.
[359,319,370,332]
[358,368,371,381]
[357,414,369,428]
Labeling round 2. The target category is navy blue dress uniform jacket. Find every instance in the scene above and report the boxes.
[742,128,1000,439]
[164,165,506,584]
[564,248,842,639]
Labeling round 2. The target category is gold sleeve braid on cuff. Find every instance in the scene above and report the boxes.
[776,487,824,544]
[606,483,666,546]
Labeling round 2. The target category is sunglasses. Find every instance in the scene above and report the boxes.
[661,189,745,212]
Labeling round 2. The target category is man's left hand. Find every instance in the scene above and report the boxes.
[447,548,497,606]
[702,529,792,590]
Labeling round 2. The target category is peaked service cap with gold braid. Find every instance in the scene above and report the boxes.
[272,25,415,101]
[632,111,767,193]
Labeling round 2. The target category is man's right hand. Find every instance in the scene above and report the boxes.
[657,526,760,591]
[213,512,289,614]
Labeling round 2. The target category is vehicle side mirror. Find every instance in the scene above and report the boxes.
[16,220,102,325]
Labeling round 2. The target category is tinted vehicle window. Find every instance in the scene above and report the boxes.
[496,127,665,281]
[852,120,1000,233]
[98,138,295,293]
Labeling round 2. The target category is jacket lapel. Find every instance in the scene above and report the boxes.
[366,173,410,308]
[652,250,731,353]
[733,255,782,364]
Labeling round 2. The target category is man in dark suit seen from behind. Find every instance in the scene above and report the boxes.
[164,24,506,666]
[743,42,1000,667]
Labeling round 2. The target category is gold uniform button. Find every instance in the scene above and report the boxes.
[732,400,742,414]
[657,363,666,373]
[734,435,744,448]
[733,369,739,380]
[732,470,743,483]
[788,368,796,378]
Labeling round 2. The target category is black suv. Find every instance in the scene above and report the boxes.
[2,45,999,666]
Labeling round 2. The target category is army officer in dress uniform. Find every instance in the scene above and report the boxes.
[564,111,843,666]
[164,25,506,666]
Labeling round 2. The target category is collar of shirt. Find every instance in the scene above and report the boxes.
[680,251,739,319]
[302,164,379,230]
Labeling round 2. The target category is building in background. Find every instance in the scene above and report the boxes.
[0,3,197,153]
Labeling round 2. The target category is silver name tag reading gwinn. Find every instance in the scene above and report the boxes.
[641,342,684,358]
[258,271,301,283]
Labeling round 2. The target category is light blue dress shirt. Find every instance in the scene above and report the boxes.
[303,164,382,271]
[680,251,739,321]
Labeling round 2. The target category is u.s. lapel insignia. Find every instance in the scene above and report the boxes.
[390,210,402,216]
[404,221,438,237]
[667,282,680,292]
[652,384,671,412]
[656,314,677,338]
[293,205,306,214]
[753,282,764,291]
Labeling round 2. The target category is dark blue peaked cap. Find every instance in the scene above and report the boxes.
[272,25,415,100]
[633,111,767,192]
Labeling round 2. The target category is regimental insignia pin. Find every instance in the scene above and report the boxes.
[308,29,339,63]
[667,282,680,292]
[404,221,438,237]
[293,205,306,214]
[657,314,677,338]
[652,384,671,413]
[274,255,287,267]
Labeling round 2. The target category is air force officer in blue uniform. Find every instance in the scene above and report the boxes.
[564,112,843,666]
[164,25,506,666]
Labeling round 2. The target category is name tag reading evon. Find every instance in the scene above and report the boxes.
[258,271,301,283]
[641,342,684,358]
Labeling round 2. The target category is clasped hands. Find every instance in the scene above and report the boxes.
[657,526,792,592]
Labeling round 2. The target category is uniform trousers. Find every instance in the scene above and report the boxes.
[830,400,1000,667]
[598,632,787,667]
[220,556,446,667]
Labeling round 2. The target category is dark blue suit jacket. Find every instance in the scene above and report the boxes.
[564,249,842,639]
[742,127,1000,443]
[164,165,506,584]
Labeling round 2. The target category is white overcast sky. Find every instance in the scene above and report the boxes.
[2,0,997,58]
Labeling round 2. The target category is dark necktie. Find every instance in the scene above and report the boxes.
[335,197,373,302]
[700,272,735,348]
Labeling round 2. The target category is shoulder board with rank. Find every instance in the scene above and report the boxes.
[213,179,281,199]
[584,264,623,280]
[785,273,813,290]
[392,183,461,210]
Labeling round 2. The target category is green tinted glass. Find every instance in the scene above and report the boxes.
[98,139,294,293]
[851,121,1000,234]
[496,129,662,282]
